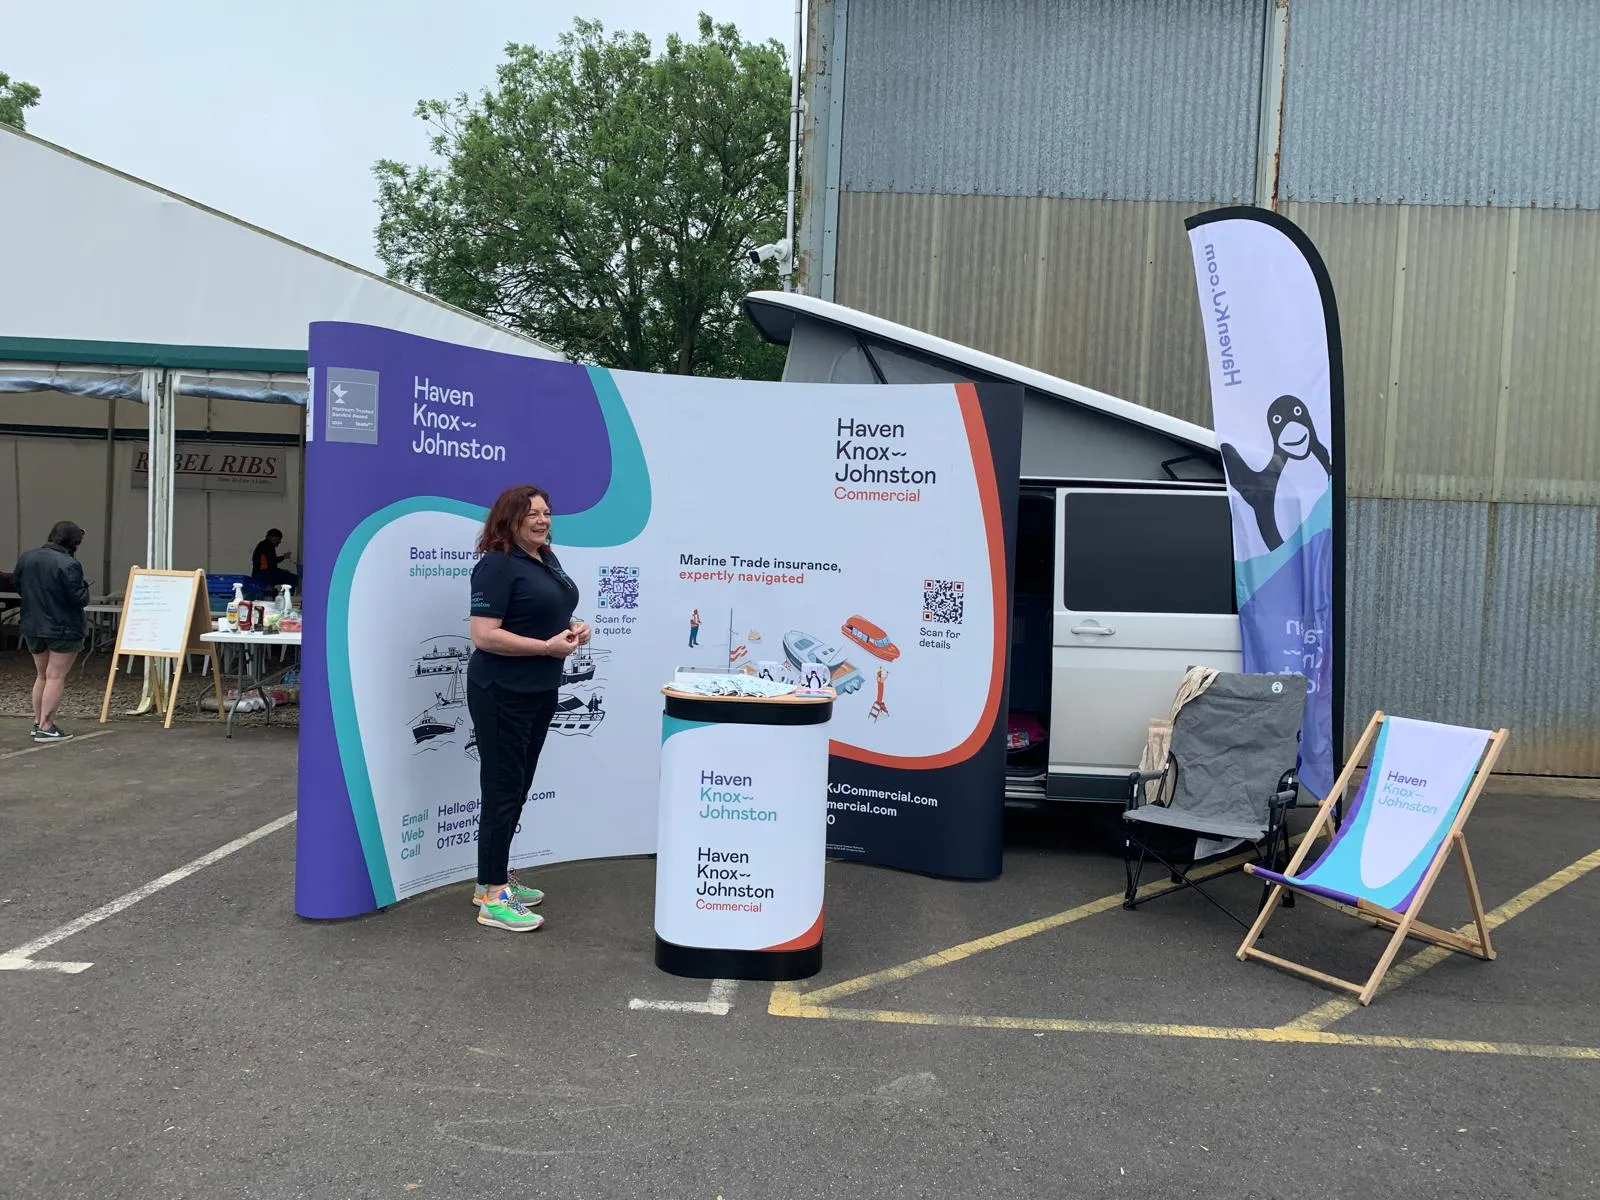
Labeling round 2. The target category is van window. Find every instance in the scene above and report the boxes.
[1061,492,1236,615]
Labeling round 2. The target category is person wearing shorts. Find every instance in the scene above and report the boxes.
[13,521,91,742]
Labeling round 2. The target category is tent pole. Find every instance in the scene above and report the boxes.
[132,368,160,715]
[101,394,116,598]
[131,367,176,716]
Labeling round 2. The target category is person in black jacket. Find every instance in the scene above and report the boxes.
[250,528,298,590]
[13,521,91,742]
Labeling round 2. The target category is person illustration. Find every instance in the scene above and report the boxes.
[688,608,701,647]
[868,667,890,721]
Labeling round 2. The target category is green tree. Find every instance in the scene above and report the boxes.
[0,71,41,130]
[375,15,791,378]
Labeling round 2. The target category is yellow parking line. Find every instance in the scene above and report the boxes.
[766,990,1600,1060]
[798,838,1301,1007]
[1279,846,1600,1031]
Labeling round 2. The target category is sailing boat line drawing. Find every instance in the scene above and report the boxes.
[409,637,470,751]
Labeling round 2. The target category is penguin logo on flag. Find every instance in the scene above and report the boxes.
[1220,394,1332,552]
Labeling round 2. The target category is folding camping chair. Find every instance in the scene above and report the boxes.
[1122,671,1308,927]
[1237,711,1509,1006]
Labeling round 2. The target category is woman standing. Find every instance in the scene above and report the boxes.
[13,520,91,742]
[466,485,590,932]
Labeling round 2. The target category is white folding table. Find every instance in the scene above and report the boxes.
[199,630,303,737]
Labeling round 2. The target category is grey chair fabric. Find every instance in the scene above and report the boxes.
[1124,672,1307,841]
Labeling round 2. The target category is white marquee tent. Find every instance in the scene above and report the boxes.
[0,123,562,596]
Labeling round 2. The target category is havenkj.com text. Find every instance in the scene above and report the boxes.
[827,781,939,821]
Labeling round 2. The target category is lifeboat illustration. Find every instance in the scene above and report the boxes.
[411,710,459,745]
[841,615,900,662]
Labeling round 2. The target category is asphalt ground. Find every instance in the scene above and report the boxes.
[1,717,1596,1200]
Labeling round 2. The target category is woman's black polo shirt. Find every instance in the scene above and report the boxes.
[467,545,580,693]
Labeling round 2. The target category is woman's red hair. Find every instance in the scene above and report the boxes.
[476,484,552,554]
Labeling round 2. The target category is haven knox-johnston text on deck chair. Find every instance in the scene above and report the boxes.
[1122,672,1308,927]
[1237,712,1509,1006]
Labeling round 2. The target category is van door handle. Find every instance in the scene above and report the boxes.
[1070,623,1116,637]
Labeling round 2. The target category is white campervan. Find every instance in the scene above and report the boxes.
[743,291,1241,806]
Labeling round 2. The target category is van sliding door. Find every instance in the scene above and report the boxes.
[1050,488,1242,788]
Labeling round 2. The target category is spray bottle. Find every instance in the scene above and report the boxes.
[227,582,244,630]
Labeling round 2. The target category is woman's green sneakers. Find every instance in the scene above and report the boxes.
[473,874,545,931]
[476,886,545,931]
[472,873,544,908]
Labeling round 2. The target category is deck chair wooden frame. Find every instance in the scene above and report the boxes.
[1236,711,1509,1006]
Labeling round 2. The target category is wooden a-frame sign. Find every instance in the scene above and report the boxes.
[100,567,224,729]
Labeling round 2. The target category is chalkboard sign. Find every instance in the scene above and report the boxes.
[101,568,222,729]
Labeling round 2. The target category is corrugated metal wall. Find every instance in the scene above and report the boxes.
[840,0,1261,200]
[1280,0,1600,208]
[817,0,1600,775]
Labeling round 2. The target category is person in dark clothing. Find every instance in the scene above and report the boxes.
[465,484,590,932]
[13,521,91,742]
[251,528,298,590]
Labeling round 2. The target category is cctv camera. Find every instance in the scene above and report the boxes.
[747,239,791,268]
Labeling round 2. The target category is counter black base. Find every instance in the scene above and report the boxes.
[655,934,822,981]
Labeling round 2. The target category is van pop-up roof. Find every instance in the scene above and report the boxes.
[742,290,1222,487]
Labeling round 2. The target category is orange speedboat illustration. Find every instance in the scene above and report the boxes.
[841,615,900,662]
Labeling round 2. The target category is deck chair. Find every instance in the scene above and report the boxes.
[1123,672,1307,927]
[1238,711,1508,1006]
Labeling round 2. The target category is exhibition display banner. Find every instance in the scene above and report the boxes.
[1185,207,1346,800]
[296,323,1022,918]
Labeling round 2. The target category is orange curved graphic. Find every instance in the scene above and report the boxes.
[762,908,823,952]
[830,382,1007,771]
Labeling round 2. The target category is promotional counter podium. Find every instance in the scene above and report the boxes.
[654,683,834,981]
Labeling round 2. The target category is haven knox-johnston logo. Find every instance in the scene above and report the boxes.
[832,415,938,504]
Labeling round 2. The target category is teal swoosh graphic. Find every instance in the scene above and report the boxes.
[1234,486,1332,607]
[662,715,711,744]
[1299,718,1386,899]
[328,371,652,905]
[565,366,652,547]
[329,495,484,907]
[1299,720,1473,910]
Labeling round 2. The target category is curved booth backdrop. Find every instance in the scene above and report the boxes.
[295,322,1022,919]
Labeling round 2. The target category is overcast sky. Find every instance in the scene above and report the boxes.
[4,1,797,274]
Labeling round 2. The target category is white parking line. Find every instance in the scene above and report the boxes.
[0,730,114,760]
[629,978,739,1015]
[0,810,297,975]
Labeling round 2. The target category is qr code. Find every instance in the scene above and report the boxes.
[922,578,965,624]
[596,566,640,610]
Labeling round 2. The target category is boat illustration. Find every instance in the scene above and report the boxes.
[411,710,460,744]
[562,644,596,685]
[550,692,606,735]
[409,642,469,748]
[414,644,469,677]
[464,730,478,760]
[782,629,865,694]
[841,615,901,662]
